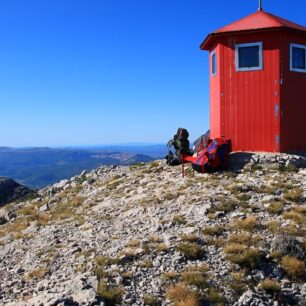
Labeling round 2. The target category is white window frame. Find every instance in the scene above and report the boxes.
[211,50,217,77]
[290,43,306,73]
[235,42,263,72]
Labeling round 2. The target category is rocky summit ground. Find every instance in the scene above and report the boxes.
[0,153,305,306]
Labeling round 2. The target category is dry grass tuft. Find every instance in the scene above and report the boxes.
[163,192,179,202]
[205,237,226,247]
[154,243,168,252]
[166,283,199,306]
[18,205,36,216]
[232,216,257,231]
[259,279,281,294]
[51,204,75,221]
[266,201,284,214]
[118,248,137,258]
[97,281,123,305]
[96,256,121,267]
[0,219,29,238]
[172,215,187,225]
[281,256,305,278]
[284,188,303,203]
[181,271,206,288]
[226,184,241,195]
[27,268,49,279]
[208,199,238,214]
[106,178,124,190]
[283,210,305,225]
[180,234,200,243]
[148,234,163,243]
[229,271,246,295]
[267,218,305,237]
[143,241,168,254]
[12,232,33,240]
[224,243,262,268]
[202,225,224,236]
[149,161,160,168]
[163,271,178,280]
[266,220,281,235]
[176,242,204,260]
[75,264,86,273]
[236,193,252,202]
[127,239,141,248]
[70,196,84,207]
[207,288,225,304]
[228,233,261,247]
[36,213,51,226]
[139,259,153,269]
[143,295,160,306]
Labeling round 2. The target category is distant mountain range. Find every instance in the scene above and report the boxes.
[0,145,166,188]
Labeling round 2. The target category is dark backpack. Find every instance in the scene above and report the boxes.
[192,137,231,173]
[166,128,191,165]
[193,130,211,154]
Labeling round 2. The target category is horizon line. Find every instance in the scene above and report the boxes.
[0,142,166,149]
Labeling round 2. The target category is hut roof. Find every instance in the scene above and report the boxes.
[201,10,306,50]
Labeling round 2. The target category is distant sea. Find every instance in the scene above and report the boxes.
[0,145,167,189]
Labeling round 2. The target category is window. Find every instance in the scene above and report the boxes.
[290,43,306,73]
[235,42,263,71]
[211,51,217,76]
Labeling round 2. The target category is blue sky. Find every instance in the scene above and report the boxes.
[1,0,305,146]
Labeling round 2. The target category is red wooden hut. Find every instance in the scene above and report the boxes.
[201,8,306,152]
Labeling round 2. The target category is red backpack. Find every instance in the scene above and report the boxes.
[191,137,231,173]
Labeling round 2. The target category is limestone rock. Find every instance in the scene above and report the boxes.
[0,155,305,305]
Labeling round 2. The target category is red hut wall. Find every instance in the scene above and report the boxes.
[280,31,306,152]
[210,31,282,152]
[210,44,222,139]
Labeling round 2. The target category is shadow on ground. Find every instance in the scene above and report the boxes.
[227,152,255,171]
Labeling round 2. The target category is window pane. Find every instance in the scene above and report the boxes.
[212,53,216,75]
[292,47,305,69]
[238,46,259,68]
